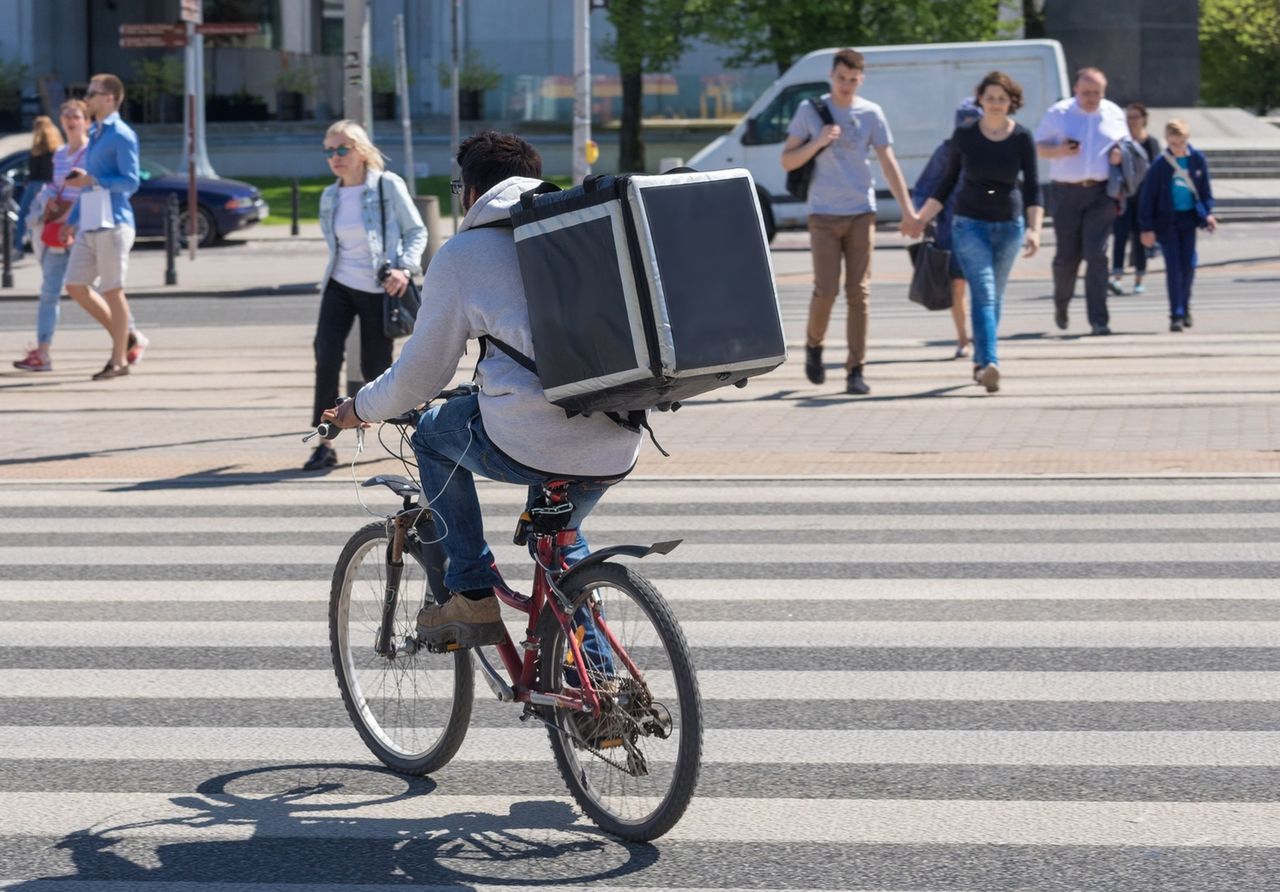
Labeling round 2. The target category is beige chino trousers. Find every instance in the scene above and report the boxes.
[806,212,875,371]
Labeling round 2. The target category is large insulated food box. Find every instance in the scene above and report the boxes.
[510,168,786,415]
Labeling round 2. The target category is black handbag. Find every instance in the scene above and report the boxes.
[906,238,955,311]
[785,97,835,201]
[378,175,422,339]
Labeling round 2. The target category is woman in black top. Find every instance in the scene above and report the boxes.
[1110,102,1161,296]
[905,71,1043,393]
[18,116,62,253]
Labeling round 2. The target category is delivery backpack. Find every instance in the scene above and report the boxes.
[497,168,786,447]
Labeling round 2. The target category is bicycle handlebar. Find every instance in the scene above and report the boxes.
[302,383,479,443]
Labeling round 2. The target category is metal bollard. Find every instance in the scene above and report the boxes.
[164,194,179,286]
[1,177,13,289]
[291,177,300,237]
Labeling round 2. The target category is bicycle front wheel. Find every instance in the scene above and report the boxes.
[538,561,702,841]
[330,520,473,775]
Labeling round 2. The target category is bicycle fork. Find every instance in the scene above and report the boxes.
[374,514,411,658]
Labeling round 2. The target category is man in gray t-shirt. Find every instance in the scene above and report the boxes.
[782,48,917,395]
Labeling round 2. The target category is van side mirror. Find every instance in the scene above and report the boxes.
[742,117,761,146]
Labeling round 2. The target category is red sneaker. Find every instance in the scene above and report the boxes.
[126,331,149,365]
[13,348,52,372]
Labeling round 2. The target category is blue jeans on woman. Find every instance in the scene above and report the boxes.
[411,392,619,669]
[951,214,1025,369]
[37,250,71,345]
[1157,211,1198,320]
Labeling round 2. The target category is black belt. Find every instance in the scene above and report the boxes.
[1053,179,1105,188]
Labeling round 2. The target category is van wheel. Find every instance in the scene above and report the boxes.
[755,186,776,243]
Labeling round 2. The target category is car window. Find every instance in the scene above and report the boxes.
[138,158,174,181]
[750,82,829,144]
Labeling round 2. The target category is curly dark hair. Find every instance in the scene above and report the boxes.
[457,130,542,199]
[974,70,1023,113]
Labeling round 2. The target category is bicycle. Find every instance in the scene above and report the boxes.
[309,387,703,842]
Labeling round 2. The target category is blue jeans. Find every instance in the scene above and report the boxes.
[952,214,1024,369]
[1157,211,1198,319]
[37,250,70,345]
[411,393,619,673]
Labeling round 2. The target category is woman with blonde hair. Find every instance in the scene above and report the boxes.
[305,119,426,470]
[13,102,89,372]
[16,116,63,253]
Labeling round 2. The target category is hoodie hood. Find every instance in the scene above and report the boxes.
[459,176,546,231]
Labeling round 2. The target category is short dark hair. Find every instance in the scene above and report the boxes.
[975,70,1023,113]
[90,73,126,104]
[1126,101,1148,120]
[831,48,864,72]
[457,131,542,197]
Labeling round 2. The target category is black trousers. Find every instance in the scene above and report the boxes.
[312,279,394,427]
[1051,182,1116,328]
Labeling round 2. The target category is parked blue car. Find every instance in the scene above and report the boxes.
[0,150,268,247]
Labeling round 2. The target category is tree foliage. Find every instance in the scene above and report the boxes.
[600,0,708,172]
[1200,0,1280,114]
[701,0,1007,75]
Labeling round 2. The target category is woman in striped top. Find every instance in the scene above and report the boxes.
[13,100,91,372]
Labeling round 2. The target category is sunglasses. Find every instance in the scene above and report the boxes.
[323,146,353,158]
[84,90,108,98]
[450,178,465,196]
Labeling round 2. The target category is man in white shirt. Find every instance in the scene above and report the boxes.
[1035,67,1127,335]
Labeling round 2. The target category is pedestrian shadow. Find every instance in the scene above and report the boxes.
[682,383,972,408]
[13,762,657,889]
[107,457,396,491]
[0,432,298,472]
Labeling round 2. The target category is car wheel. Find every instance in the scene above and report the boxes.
[754,185,776,243]
[178,206,218,248]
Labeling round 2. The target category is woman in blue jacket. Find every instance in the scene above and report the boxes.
[1139,119,1217,332]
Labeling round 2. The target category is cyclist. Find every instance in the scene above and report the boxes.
[325,131,641,652]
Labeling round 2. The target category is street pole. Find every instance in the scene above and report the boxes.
[342,0,371,398]
[193,31,215,178]
[185,20,197,262]
[394,13,415,197]
[450,0,460,231]
[572,0,591,184]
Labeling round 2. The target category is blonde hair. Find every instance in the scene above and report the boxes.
[59,98,89,119]
[325,119,386,172]
[32,116,63,155]
[1165,118,1190,138]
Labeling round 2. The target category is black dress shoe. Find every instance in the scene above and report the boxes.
[1054,303,1069,331]
[303,444,338,471]
[845,367,870,395]
[1182,311,1192,328]
[804,345,825,385]
[1170,317,1183,332]
[1090,324,1112,336]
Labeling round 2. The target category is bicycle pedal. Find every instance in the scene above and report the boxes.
[597,738,623,749]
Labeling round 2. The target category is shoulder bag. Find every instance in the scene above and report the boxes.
[785,97,835,201]
[1164,149,1210,229]
[378,175,423,339]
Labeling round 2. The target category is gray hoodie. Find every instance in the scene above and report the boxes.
[353,176,642,477]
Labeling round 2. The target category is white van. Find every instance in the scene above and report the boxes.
[688,39,1070,237]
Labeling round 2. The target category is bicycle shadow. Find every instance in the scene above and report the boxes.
[15,762,657,888]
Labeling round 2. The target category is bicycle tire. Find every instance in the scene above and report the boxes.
[537,561,702,841]
[330,520,473,775]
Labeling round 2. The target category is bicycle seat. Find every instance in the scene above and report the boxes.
[361,474,422,498]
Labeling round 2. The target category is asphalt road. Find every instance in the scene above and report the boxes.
[2,476,1280,890]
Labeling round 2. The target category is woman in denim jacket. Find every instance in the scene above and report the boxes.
[306,119,427,471]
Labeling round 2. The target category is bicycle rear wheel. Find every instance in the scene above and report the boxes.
[537,561,702,841]
[330,520,473,774]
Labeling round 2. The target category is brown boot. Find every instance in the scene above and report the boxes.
[416,592,506,648]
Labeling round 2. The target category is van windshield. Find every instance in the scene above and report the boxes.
[750,82,827,144]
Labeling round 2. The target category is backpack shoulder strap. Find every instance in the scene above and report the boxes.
[1164,150,1201,201]
[478,334,538,375]
[810,97,835,126]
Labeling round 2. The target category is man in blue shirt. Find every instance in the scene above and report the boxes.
[62,73,147,380]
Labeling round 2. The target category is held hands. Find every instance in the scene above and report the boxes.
[322,398,371,431]
[1140,231,1156,249]
[382,268,409,298]
[65,168,96,187]
[901,214,926,240]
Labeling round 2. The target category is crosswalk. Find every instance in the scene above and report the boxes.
[2,476,1280,890]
